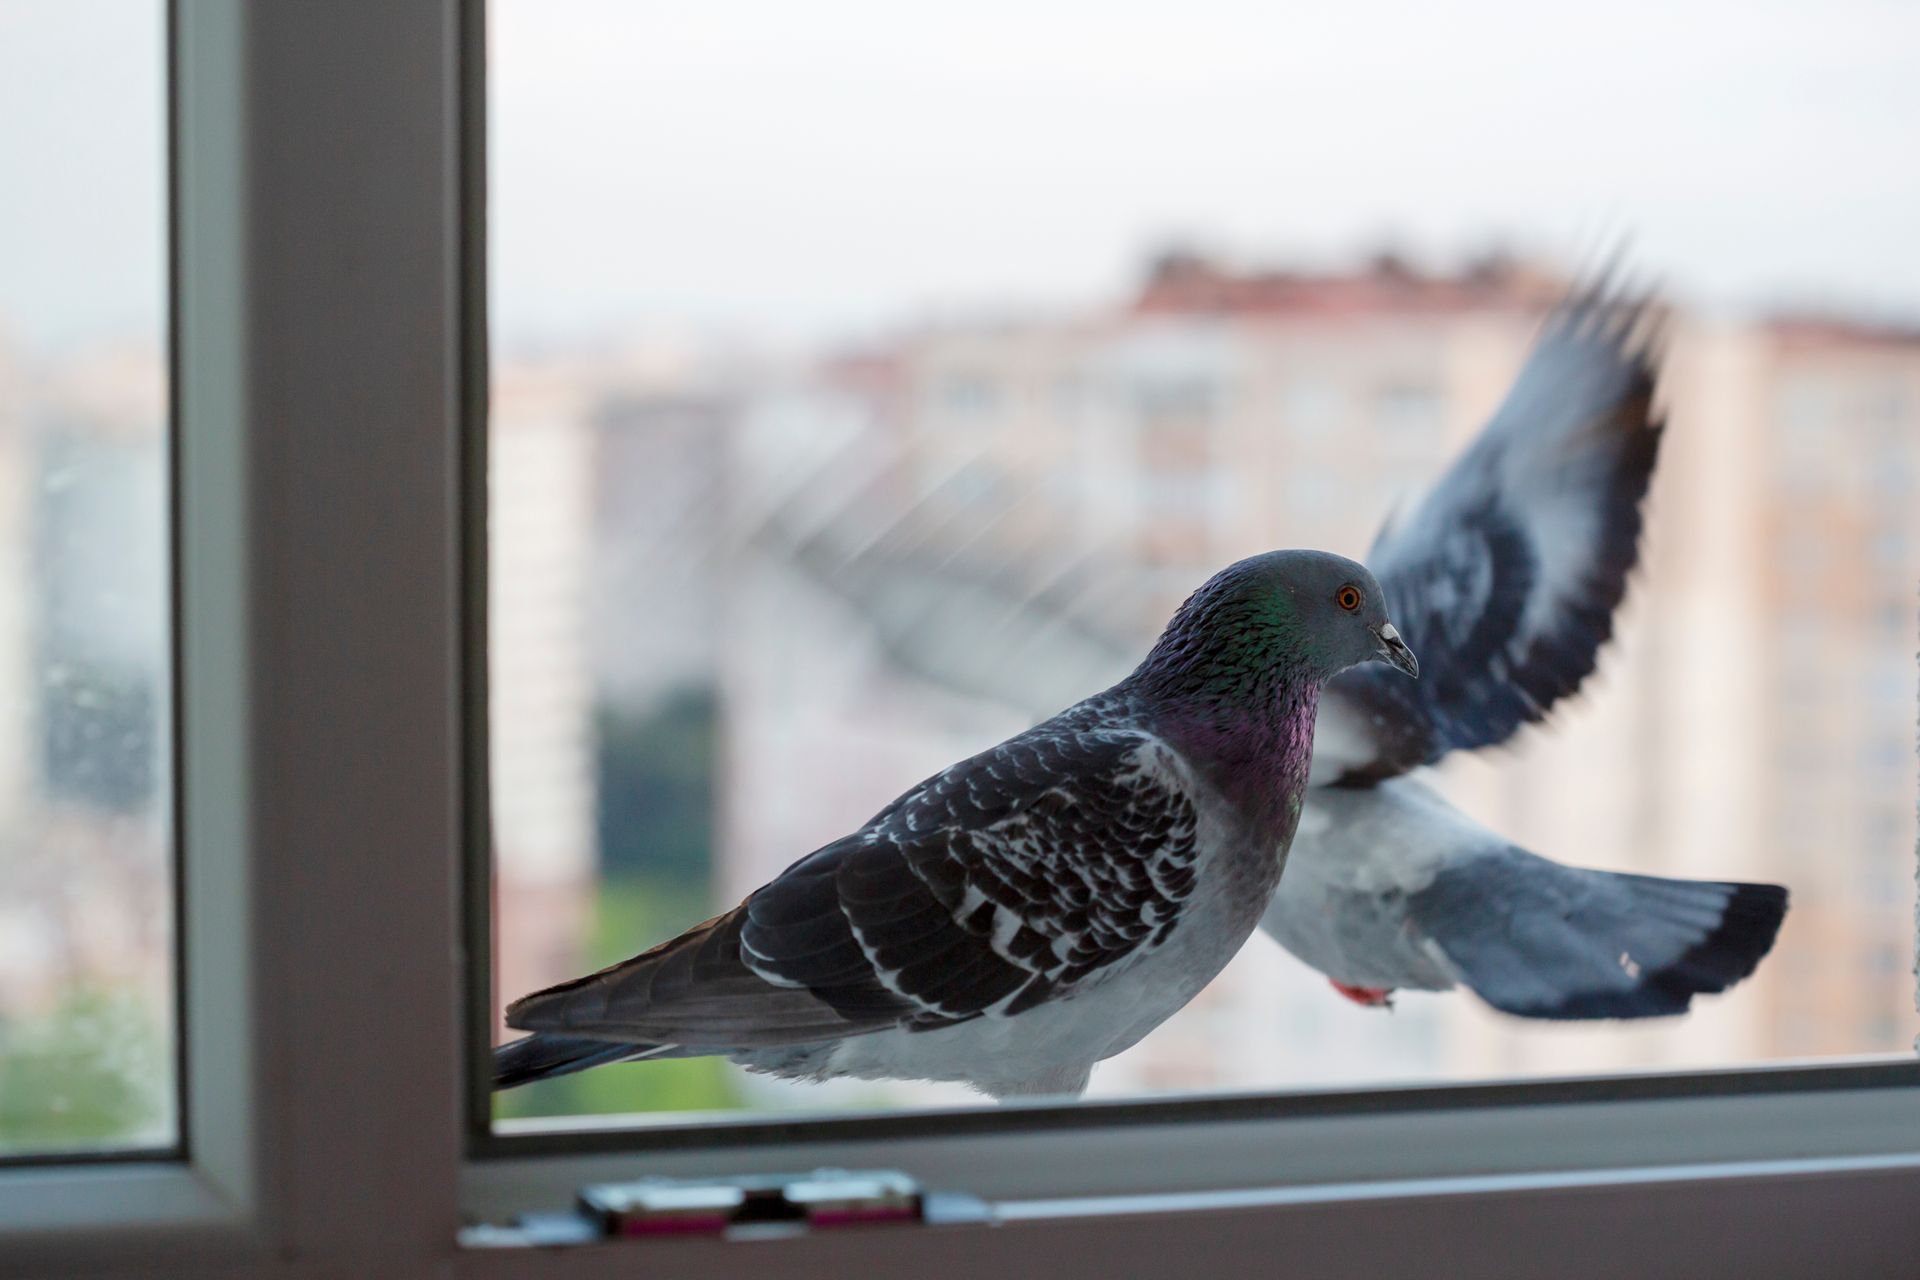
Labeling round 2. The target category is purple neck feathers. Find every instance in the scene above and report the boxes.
[1152,680,1321,830]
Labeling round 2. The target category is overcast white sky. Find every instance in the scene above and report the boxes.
[490,0,1920,349]
[4,1,1919,353]
[0,2,165,353]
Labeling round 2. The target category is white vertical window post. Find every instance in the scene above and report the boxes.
[227,0,470,1268]
[0,1,471,1272]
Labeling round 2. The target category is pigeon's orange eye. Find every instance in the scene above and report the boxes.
[1335,585,1363,612]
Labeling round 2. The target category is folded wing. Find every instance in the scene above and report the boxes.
[505,725,1201,1049]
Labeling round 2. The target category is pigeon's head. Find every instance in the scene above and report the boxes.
[1138,549,1418,699]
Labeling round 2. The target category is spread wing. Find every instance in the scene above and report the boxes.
[1261,779,1789,1020]
[506,724,1201,1047]
[1312,283,1666,785]
[1408,846,1789,1020]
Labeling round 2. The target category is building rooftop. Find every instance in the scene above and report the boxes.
[1131,248,1564,318]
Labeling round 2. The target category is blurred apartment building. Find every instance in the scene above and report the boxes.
[489,358,597,1034]
[0,336,170,1028]
[489,340,737,1035]
[1741,320,1918,1055]
[705,253,1920,1088]
[6,252,1909,1105]
[486,253,1918,1093]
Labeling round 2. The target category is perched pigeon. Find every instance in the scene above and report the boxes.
[1268,285,1789,1017]
[497,549,1418,1098]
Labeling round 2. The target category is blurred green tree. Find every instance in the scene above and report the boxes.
[0,986,170,1154]
[497,686,741,1118]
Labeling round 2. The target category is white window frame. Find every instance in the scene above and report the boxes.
[1,3,1917,1275]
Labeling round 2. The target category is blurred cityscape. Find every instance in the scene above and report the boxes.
[0,0,169,1156]
[5,0,1917,1164]
[3,246,1915,1139]
[488,249,1920,1120]
[0,337,172,1151]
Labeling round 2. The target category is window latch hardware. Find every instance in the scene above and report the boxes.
[573,1168,990,1242]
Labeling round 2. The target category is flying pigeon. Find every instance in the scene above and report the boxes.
[1267,284,1790,1017]
[496,549,1418,1099]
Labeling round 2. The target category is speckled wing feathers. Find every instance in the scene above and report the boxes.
[749,724,1201,1023]
[507,714,1203,1048]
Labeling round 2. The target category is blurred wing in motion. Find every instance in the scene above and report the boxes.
[1312,283,1666,785]
[749,449,1140,717]
[1265,779,1789,1020]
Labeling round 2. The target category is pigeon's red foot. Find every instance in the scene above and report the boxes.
[1330,980,1395,1009]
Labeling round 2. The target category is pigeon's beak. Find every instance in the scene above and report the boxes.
[1371,622,1419,678]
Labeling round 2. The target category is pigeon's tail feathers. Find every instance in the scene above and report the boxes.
[505,900,906,1049]
[491,1034,677,1091]
[1411,851,1790,1020]
[1604,878,1791,1017]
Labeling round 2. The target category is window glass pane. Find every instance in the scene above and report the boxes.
[0,1,173,1156]
[489,0,1920,1125]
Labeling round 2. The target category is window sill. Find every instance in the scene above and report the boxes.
[455,1154,1920,1280]
[0,1160,257,1272]
[464,1058,1920,1221]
